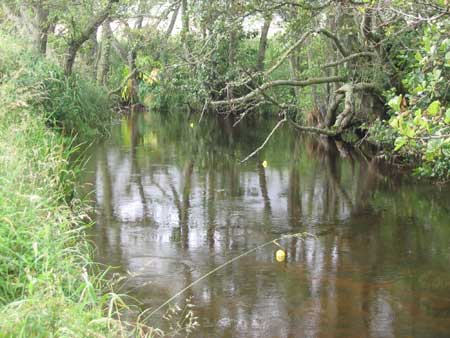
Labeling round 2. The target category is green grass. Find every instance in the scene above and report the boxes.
[0,33,137,337]
[0,33,112,138]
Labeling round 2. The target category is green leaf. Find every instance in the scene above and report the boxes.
[394,137,407,151]
[427,100,441,116]
[442,142,450,157]
[403,125,416,138]
[433,69,442,80]
[425,139,442,161]
[389,116,400,129]
[388,95,402,112]
[445,108,450,124]
[413,115,429,130]
[423,36,431,53]
[415,52,423,62]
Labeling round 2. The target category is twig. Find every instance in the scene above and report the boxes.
[232,101,267,127]
[198,98,209,124]
[287,118,339,136]
[322,52,377,68]
[240,115,287,163]
[210,76,347,107]
[410,134,450,140]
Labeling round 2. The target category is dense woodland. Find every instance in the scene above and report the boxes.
[0,0,450,336]
[1,0,450,177]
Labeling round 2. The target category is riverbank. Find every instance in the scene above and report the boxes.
[0,34,127,336]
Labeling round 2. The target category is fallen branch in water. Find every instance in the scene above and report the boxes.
[240,114,287,163]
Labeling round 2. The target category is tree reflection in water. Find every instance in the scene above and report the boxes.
[80,112,450,338]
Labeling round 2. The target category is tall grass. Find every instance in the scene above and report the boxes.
[0,33,112,137]
[0,33,134,337]
[0,32,199,337]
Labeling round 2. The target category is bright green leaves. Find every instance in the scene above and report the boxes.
[394,136,407,151]
[442,140,450,157]
[388,95,402,112]
[445,109,450,124]
[378,17,450,179]
[425,139,443,161]
[427,100,441,116]
[415,52,423,62]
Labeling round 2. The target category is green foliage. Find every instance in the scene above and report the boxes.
[0,32,157,337]
[0,63,124,338]
[370,19,450,179]
[366,119,398,149]
[0,33,112,137]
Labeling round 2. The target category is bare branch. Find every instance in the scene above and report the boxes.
[288,118,339,136]
[322,52,377,68]
[317,28,349,57]
[211,76,347,107]
[240,115,287,163]
[265,30,312,76]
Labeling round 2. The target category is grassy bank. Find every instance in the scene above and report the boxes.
[0,34,128,337]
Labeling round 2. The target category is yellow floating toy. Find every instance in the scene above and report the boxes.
[262,160,268,168]
[275,249,286,262]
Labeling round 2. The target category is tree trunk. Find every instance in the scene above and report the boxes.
[181,0,189,43]
[228,29,238,67]
[85,25,100,78]
[64,43,78,77]
[127,49,139,104]
[126,15,144,104]
[307,41,319,107]
[227,0,240,68]
[97,18,112,85]
[165,4,180,40]
[32,0,50,55]
[288,55,300,98]
[256,15,271,72]
[63,1,115,76]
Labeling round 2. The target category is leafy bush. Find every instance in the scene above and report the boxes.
[0,33,112,137]
[370,19,450,179]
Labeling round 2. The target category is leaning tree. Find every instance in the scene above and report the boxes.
[190,0,449,140]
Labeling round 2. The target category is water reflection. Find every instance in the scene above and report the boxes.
[82,111,450,338]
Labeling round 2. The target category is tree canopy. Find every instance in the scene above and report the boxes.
[1,0,449,178]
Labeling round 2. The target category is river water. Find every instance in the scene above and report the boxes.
[80,111,450,338]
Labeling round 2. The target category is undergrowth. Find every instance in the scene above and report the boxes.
[0,33,112,137]
[0,33,140,337]
[0,31,199,337]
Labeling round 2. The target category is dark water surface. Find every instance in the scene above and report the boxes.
[80,112,450,338]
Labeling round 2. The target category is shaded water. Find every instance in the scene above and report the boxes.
[81,112,450,338]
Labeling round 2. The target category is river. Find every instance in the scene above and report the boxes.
[80,111,450,338]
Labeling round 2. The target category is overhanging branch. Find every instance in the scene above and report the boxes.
[211,75,347,107]
[288,118,339,136]
[322,52,377,68]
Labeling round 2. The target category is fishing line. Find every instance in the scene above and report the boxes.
[139,232,312,322]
